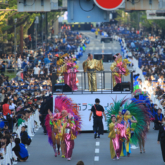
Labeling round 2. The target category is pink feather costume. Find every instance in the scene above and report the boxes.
[114,62,126,84]
[64,62,78,91]
[112,123,127,158]
[45,95,81,159]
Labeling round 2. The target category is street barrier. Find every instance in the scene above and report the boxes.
[0,110,41,165]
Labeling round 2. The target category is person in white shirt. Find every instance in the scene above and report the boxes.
[9,99,16,110]
[147,81,153,96]
[128,56,134,67]
[33,64,40,78]
[158,75,164,85]
[17,55,22,70]
[138,79,143,90]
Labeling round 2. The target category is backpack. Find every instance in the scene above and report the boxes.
[94,105,102,117]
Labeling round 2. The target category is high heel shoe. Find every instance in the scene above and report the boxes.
[143,149,145,153]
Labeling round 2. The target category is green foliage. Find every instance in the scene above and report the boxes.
[140,13,153,28]
[4,72,16,80]
[0,0,61,42]
[115,10,128,25]
[116,9,165,32]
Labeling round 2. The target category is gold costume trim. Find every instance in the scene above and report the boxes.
[82,59,104,91]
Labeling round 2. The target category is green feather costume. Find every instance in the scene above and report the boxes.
[107,98,150,145]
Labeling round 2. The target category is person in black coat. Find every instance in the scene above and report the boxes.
[89,98,107,139]
[20,126,31,146]
[39,96,53,134]
[154,108,164,130]
[158,117,165,163]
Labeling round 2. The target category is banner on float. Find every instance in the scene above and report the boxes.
[53,94,131,131]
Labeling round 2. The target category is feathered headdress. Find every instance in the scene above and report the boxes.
[45,95,82,146]
[107,96,129,125]
[56,58,63,66]
[123,59,131,64]
[107,96,150,145]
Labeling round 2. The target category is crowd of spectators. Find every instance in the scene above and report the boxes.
[94,24,165,131]
[0,29,89,163]
[130,37,165,109]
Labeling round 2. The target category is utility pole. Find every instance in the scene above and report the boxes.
[42,14,44,46]
[14,18,17,73]
[138,12,140,30]
[31,37,32,50]
[45,12,48,51]
[35,16,39,52]
[20,25,23,55]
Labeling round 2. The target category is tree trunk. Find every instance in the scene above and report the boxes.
[20,25,23,55]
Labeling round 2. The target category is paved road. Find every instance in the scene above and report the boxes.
[75,32,131,91]
[18,32,164,165]
[77,31,122,70]
[19,124,164,165]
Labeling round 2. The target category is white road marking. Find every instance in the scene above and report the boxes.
[96,142,100,146]
[95,148,100,153]
[94,156,99,161]
[95,47,99,50]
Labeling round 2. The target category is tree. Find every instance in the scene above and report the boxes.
[0,0,63,48]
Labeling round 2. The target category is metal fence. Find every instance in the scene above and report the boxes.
[52,71,133,94]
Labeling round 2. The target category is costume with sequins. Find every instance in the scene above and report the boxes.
[45,95,81,160]
[57,60,78,91]
[110,54,130,87]
[107,97,150,158]
[83,59,104,91]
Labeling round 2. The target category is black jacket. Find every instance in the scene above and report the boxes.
[20,131,29,141]
[155,114,164,130]
[158,125,165,141]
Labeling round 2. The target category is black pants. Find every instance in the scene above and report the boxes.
[21,138,32,146]
[154,123,161,130]
[161,140,165,162]
[34,74,38,79]
[93,117,104,135]
[40,115,47,133]
[6,117,13,131]
[14,151,28,161]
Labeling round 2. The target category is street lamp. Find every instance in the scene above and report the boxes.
[14,18,17,73]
